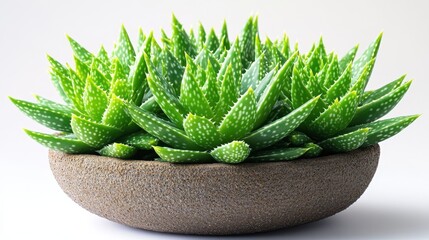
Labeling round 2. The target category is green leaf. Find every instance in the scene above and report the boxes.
[323,55,340,88]
[120,131,159,150]
[240,54,261,93]
[102,95,130,129]
[97,45,110,67]
[71,114,122,148]
[210,141,250,164]
[350,80,412,126]
[83,77,108,122]
[219,88,256,142]
[248,147,308,162]
[145,54,187,127]
[287,131,312,146]
[202,62,220,108]
[47,57,69,104]
[10,97,72,132]
[243,96,319,150]
[73,56,90,82]
[24,130,94,154]
[205,28,220,52]
[352,33,382,85]
[291,58,314,109]
[67,67,85,111]
[128,49,148,105]
[197,22,206,49]
[213,65,239,123]
[220,20,230,49]
[361,75,405,105]
[303,142,322,157]
[124,102,201,150]
[34,95,72,114]
[342,115,419,147]
[350,58,376,101]
[179,65,213,118]
[183,114,223,149]
[240,16,256,67]
[110,78,132,102]
[195,47,221,72]
[319,128,369,153]
[98,143,137,159]
[112,25,136,73]
[254,52,297,127]
[308,91,359,139]
[162,48,184,95]
[324,62,352,104]
[339,44,358,72]
[66,35,93,63]
[217,39,241,86]
[172,14,196,65]
[154,146,212,163]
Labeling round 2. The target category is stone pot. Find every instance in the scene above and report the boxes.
[49,144,380,235]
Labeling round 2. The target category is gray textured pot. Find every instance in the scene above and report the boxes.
[49,144,380,235]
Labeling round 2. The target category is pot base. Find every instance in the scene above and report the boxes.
[49,144,380,235]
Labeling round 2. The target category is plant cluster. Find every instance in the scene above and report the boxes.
[10,15,418,163]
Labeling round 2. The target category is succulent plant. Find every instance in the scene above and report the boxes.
[10,15,419,164]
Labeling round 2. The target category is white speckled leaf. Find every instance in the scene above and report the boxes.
[83,77,108,122]
[71,114,122,148]
[291,58,314,109]
[162,48,184,95]
[202,62,220,108]
[110,79,132,102]
[308,91,358,139]
[339,44,358,72]
[195,47,221,72]
[67,67,85,112]
[127,49,148,105]
[210,141,250,164]
[324,62,352,104]
[73,56,90,82]
[183,114,223,149]
[254,52,297,128]
[120,131,159,150]
[10,97,72,132]
[219,88,256,142]
[217,39,241,86]
[180,65,213,118]
[248,147,308,162]
[323,55,340,88]
[342,115,419,147]
[97,45,110,66]
[350,59,375,102]
[172,15,196,65]
[240,56,260,94]
[350,81,411,126]
[102,95,131,129]
[361,75,405,105]
[240,16,256,67]
[66,35,93,63]
[243,96,319,150]
[154,146,212,163]
[24,130,94,154]
[124,102,201,150]
[112,25,135,73]
[319,128,369,153]
[98,143,137,159]
[34,95,72,114]
[213,65,239,123]
[352,33,382,85]
[205,28,220,52]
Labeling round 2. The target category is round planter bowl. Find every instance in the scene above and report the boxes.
[49,144,380,235]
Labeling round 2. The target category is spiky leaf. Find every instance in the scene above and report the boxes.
[24,130,93,154]
[219,88,256,142]
[319,128,370,153]
[350,81,412,126]
[210,141,250,164]
[120,131,159,150]
[248,147,309,162]
[66,35,93,63]
[71,114,122,148]
[112,25,136,73]
[183,114,223,149]
[154,146,212,163]
[352,33,382,85]
[243,96,319,150]
[10,97,72,132]
[339,45,358,72]
[124,102,201,150]
[83,77,108,122]
[98,143,137,159]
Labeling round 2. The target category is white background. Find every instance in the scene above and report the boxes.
[1,0,428,239]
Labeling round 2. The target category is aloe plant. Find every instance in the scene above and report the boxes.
[11,15,419,164]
